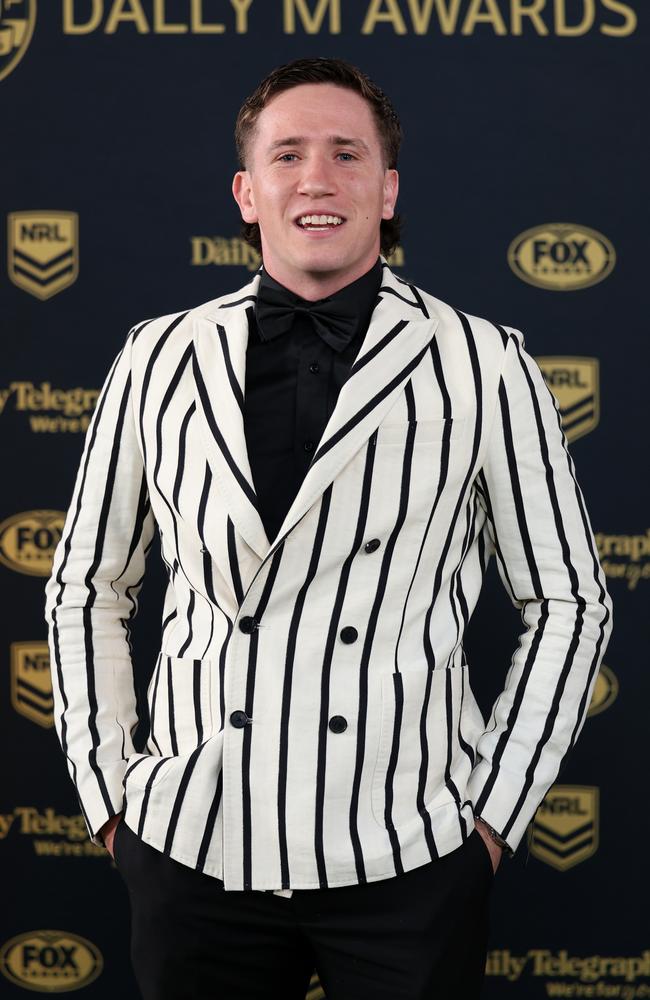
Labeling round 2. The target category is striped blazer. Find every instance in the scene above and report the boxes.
[44,256,612,893]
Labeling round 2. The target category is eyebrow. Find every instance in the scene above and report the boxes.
[267,135,371,155]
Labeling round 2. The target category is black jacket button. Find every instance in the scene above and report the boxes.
[328,715,347,733]
[239,616,257,633]
[340,626,358,643]
[230,710,250,728]
[364,538,381,553]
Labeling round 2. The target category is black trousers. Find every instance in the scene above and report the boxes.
[113,817,494,1000]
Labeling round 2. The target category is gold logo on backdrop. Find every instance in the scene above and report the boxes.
[190,236,261,271]
[529,785,599,871]
[0,807,107,857]
[0,510,64,576]
[595,530,650,591]
[587,663,618,717]
[10,641,53,728]
[0,381,99,433]
[189,236,405,272]
[537,356,599,443]
[0,929,103,991]
[8,211,79,300]
[0,0,35,83]
[508,224,615,291]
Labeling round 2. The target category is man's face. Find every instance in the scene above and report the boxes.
[232,82,399,294]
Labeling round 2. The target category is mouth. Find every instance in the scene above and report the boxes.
[294,213,347,233]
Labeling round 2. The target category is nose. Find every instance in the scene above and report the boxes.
[296,154,337,198]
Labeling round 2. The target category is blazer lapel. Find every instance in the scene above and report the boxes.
[192,257,439,566]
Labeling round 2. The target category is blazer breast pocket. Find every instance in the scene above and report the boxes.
[375,417,466,446]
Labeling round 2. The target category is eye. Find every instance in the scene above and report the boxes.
[277,153,298,162]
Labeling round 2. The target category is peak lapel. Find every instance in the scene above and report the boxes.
[192,258,439,567]
[269,260,439,553]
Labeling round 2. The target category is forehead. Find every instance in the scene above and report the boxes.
[254,83,379,144]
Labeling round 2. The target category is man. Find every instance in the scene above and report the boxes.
[45,57,612,1000]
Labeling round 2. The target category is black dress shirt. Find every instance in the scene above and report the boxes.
[244,256,383,546]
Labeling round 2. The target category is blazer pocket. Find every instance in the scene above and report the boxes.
[376,417,465,446]
[146,655,214,758]
[370,667,453,829]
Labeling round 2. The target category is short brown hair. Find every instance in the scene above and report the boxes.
[234,57,403,259]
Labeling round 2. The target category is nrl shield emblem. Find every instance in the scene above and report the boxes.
[10,641,54,728]
[8,210,79,300]
[536,356,599,443]
[0,0,36,84]
[529,785,599,871]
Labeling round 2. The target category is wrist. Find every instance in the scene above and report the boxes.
[475,815,512,856]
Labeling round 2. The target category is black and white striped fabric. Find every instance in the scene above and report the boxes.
[44,256,612,893]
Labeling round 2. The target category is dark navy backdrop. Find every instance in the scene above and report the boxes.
[2,1,648,996]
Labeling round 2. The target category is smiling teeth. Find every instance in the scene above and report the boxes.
[298,215,343,226]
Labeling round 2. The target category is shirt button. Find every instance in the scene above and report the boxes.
[328,715,347,734]
[364,539,381,553]
[239,616,257,634]
[303,440,314,452]
[309,362,320,373]
[340,626,358,644]
[230,710,250,728]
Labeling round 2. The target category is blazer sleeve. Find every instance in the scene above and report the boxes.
[465,328,613,854]
[44,325,157,846]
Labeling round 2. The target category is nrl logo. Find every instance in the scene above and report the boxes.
[529,785,599,871]
[0,0,35,83]
[7,210,79,300]
[10,641,53,728]
[536,356,599,443]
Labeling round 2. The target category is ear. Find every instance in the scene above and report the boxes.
[232,170,258,224]
[381,168,399,220]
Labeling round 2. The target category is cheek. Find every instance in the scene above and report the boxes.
[352,183,386,218]
[256,180,290,219]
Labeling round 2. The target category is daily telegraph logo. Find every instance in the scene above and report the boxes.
[189,235,405,271]
[595,530,650,591]
[529,785,599,871]
[537,356,599,443]
[508,224,615,291]
[8,211,79,300]
[0,0,35,83]
[0,806,107,857]
[0,930,103,991]
[0,381,99,433]
[10,641,53,728]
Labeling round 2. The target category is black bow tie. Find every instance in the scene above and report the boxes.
[255,280,360,352]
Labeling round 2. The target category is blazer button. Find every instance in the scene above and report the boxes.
[328,715,347,734]
[364,539,381,553]
[230,710,250,728]
[340,626,358,643]
[239,616,257,633]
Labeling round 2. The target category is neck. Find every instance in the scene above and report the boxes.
[260,251,381,301]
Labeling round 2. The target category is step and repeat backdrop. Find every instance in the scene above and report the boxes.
[2,1,648,997]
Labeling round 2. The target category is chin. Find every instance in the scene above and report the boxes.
[294,249,354,273]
